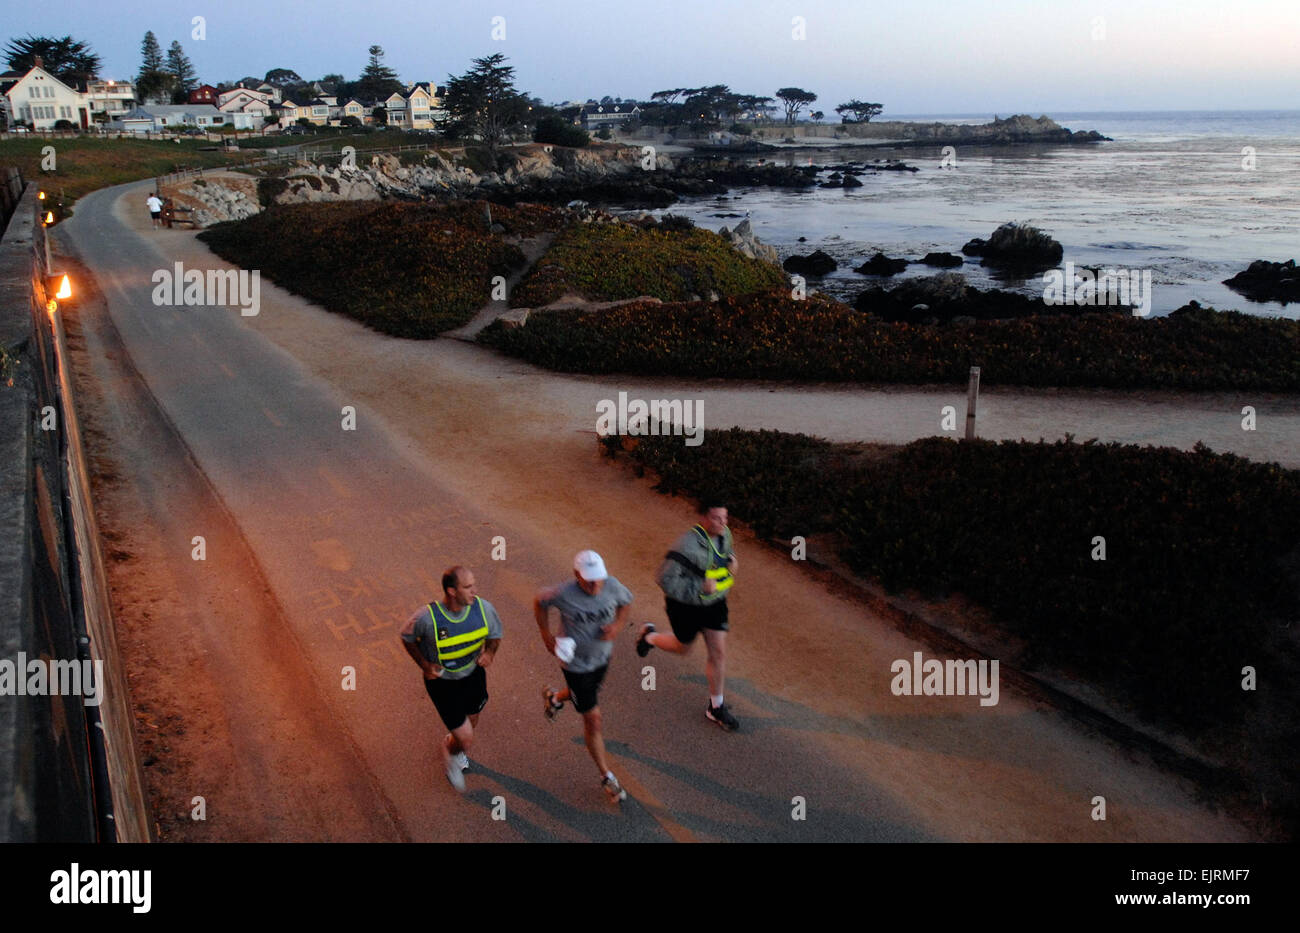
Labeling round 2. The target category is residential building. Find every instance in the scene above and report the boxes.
[0,62,91,130]
[384,83,448,129]
[117,103,233,133]
[84,79,137,123]
[219,86,272,108]
[188,84,218,105]
[578,102,640,130]
[337,98,367,124]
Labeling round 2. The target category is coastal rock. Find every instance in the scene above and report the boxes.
[841,174,863,188]
[854,272,1099,323]
[920,251,964,268]
[170,177,262,224]
[497,308,530,329]
[961,238,986,257]
[855,253,909,276]
[783,250,838,276]
[719,219,780,266]
[1223,259,1300,304]
[975,222,1063,273]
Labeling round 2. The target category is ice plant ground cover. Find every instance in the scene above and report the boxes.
[602,428,1300,827]
[483,293,1300,391]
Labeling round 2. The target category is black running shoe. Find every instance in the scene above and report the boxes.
[635,623,656,658]
[706,702,739,732]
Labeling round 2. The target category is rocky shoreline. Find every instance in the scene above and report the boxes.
[735,113,1110,150]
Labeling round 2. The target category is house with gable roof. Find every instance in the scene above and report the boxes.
[0,60,91,130]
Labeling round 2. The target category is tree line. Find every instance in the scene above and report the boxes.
[4,32,885,139]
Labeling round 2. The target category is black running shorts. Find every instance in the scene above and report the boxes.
[423,664,489,731]
[561,664,609,714]
[664,598,729,644]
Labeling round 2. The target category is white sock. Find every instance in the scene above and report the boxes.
[604,771,615,781]
[711,694,724,708]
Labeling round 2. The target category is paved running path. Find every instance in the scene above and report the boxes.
[57,178,1275,842]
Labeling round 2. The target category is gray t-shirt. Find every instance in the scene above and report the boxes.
[538,578,634,673]
[400,597,503,680]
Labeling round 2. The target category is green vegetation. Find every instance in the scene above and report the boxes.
[603,427,1300,826]
[0,136,256,203]
[198,201,563,337]
[508,223,787,308]
[533,115,589,148]
[482,293,1300,391]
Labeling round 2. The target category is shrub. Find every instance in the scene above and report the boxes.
[508,223,785,307]
[481,293,1300,391]
[533,115,590,148]
[609,428,1300,757]
[199,200,564,336]
[453,146,494,175]
[256,176,289,206]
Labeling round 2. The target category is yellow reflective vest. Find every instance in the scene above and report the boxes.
[425,597,490,674]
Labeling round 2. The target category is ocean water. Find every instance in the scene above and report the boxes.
[651,111,1300,318]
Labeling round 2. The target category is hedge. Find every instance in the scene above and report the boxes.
[483,291,1300,390]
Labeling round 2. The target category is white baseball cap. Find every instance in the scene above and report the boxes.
[574,550,607,582]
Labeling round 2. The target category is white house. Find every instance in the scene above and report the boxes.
[83,79,136,123]
[218,92,272,128]
[217,87,271,109]
[117,104,232,133]
[0,63,91,130]
[578,102,640,130]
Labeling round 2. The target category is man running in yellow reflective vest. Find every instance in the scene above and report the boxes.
[401,565,503,793]
[636,501,740,731]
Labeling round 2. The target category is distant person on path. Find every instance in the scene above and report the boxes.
[636,502,740,731]
[146,193,163,228]
[400,565,502,793]
[536,550,634,802]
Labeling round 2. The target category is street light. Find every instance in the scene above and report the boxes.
[45,274,72,301]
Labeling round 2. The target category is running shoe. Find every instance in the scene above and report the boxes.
[444,734,470,771]
[445,756,466,792]
[602,773,627,802]
[543,686,565,722]
[634,623,656,658]
[706,702,739,732]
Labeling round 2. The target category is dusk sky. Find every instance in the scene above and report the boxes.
[9,0,1300,113]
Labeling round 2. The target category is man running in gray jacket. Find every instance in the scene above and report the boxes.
[636,502,740,731]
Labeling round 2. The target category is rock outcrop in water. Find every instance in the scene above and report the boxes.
[853,272,1124,323]
[854,253,909,276]
[1223,259,1300,304]
[920,251,964,268]
[963,222,1063,274]
[783,250,838,276]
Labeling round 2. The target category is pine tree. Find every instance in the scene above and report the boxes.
[136,31,170,101]
[4,34,101,83]
[355,45,402,101]
[166,40,197,103]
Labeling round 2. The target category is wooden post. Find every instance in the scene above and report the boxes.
[964,366,980,440]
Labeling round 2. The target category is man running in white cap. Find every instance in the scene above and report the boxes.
[534,550,634,802]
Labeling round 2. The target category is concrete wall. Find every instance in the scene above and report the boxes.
[0,183,151,841]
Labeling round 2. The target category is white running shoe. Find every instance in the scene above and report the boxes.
[445,757,466,793]
[602,773,627,802]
